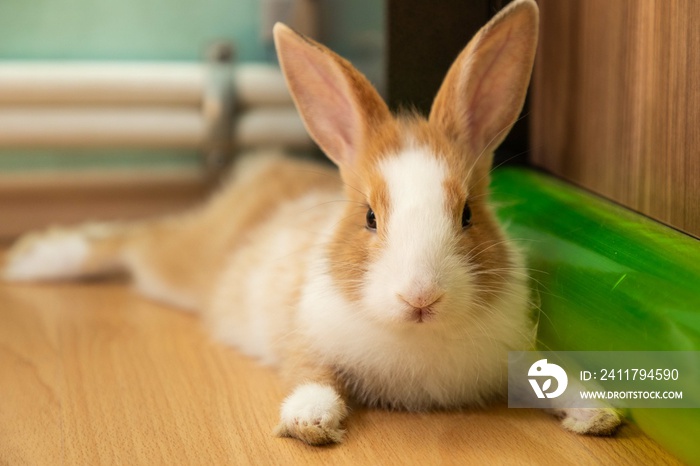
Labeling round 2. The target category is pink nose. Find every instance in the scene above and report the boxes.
[397,287,445,310]
[397,288,445,322]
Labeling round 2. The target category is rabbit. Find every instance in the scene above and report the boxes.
[2,0,621,445]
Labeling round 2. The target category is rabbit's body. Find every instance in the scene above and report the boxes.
[3,0,622,445]
[4,143,530,412]
[218,155,529,410]
[129,134,530,412]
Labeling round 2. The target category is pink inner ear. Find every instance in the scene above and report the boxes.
[306,59,360,164]
[275,23,391,169]
[280,43,361,168]
[466,26,524,154]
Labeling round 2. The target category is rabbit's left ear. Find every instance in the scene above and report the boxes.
[429,0,538,158]
[273,23,391,171]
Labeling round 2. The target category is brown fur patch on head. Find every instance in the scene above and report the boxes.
[326,117,403,302]
[327,110,519,310]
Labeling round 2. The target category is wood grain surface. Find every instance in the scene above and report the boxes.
[0,272,682,465]
[531,0,700,238]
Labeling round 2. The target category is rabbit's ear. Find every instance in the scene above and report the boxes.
[274,23,391,170]
[429,0,538,158]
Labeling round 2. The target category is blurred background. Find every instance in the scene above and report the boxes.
[0,0,698,241]
[0,0,386,239]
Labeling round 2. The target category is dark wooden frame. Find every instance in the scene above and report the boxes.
[386,0,529,165]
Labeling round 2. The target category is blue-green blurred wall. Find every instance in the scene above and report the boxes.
[0,0,385,172]
[0,0,266,61]
[0,0,385,67]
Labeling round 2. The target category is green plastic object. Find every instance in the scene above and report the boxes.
[490,167,700,465]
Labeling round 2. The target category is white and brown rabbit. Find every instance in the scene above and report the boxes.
[3,0,620,445]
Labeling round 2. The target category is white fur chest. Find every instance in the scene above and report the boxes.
[298,257,527,411]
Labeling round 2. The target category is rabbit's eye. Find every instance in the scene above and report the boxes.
[462,203,472,228]
[366,207,377,230]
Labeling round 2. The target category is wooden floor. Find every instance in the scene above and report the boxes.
[0,275,682,465]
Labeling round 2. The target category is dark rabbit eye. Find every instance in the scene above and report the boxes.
[461,203,472,228]
[366,208,377,230]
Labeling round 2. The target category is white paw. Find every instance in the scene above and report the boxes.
[3,228,90,281]
[273,383,348,445]
[556,407,623,436]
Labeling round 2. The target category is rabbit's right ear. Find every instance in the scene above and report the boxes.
[274,23,391,171]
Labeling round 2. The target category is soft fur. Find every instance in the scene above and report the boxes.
[3,0,621,445]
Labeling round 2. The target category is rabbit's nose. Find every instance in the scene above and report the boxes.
[397,286,445,310]
[397,285,445,323]
[397,288,444,323]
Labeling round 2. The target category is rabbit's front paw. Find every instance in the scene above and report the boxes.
[273,383,348,445]
[554,407,623,435]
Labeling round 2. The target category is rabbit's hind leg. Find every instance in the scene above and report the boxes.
[3,214,211,312]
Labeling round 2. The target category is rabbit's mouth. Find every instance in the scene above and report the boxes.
[396,289,444,324]
[409,306,436,323]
